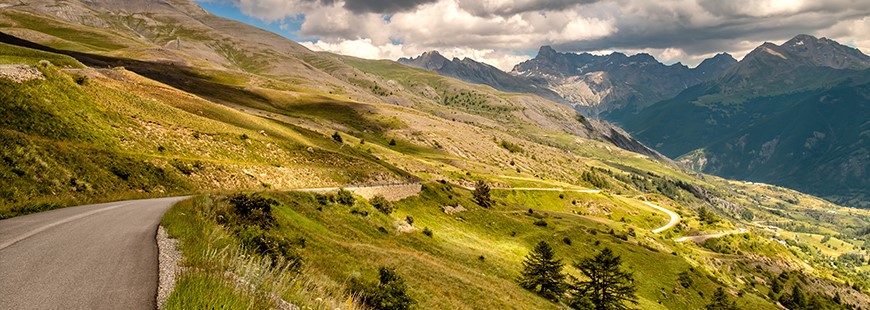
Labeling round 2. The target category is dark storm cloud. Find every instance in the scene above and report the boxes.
[298,0,438,13]
[550,2,870,60]
[458,0,602,17]
[343,0,439,13]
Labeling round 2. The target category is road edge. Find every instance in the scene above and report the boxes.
[156,225,181,310]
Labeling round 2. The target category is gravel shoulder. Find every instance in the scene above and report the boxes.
[156,226,181,310]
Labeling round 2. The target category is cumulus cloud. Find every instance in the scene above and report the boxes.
[210,0,870,69]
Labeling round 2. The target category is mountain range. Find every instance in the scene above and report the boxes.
[624,35,870,208]
[399,35,869,208]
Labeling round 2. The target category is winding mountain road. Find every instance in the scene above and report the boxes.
[0,197,188,310]
[642,201,680,233]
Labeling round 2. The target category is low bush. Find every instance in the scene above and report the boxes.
[228,193,278,228]
[371,195,394,214]
[349,267,415,310]
[337,189,355,206]
[237,225,302,270]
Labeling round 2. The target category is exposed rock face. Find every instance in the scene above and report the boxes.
[511,46,736,118]
[398,51,564,103]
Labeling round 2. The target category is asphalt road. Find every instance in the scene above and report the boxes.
[642,201,681,233]
[0,196,188,310]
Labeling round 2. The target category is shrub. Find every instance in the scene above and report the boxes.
[228,193,278,228]
[405,215,414,225]
[349,267,415,310]
[678,271,693,288]
[351,209,369,217]
[698,207,719,225]
[332,132,343,143]
[109,166,132,180]
[315,193,335,205]
[533,220,548,227]
[72,74,88,85]
[337,188,355,206]
[371,195,394,214]
[563,237,572,246]
[499,140,523,153]
[422,227,433,237]
[237,225,302,269]
[389,138,397,146]
[170,159,198,175]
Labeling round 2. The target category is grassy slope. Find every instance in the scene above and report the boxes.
[162,186,780,310]
[0,42,406,218]
[1,3,869,309]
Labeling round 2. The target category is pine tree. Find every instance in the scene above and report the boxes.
[706,287,738,310]
[570,248,638,310]
[779,284,809,310]
[472,180,493,208]
[519,241,566,300]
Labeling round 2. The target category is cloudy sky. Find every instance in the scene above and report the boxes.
[196,0,870,71]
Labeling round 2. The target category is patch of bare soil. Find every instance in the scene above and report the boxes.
[442,204,467,214]
[0,65,45,82]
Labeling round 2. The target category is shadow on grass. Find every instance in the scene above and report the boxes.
[0,32,418,183]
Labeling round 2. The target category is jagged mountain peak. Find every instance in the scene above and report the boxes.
[537,45,559,59]
[742,35,870,70]
[695,53,738,76]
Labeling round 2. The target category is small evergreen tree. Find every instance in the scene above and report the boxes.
[706,287,738,310]
[519,241,566,300]
[472,180,493,208]
[569,248,637,310]
[779,284,814,310]
[332,131,343,143]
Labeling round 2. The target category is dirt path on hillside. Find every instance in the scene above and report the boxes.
[675,228,749,243]
[294,182,422,201]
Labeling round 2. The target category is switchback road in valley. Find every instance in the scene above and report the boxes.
[642,201,680,233]
[0,196,188,310]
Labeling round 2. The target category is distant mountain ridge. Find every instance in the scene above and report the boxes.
[511,46,737,117]
[623,34,870,208]
[399,47,738,118]
[397,51,564,102]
